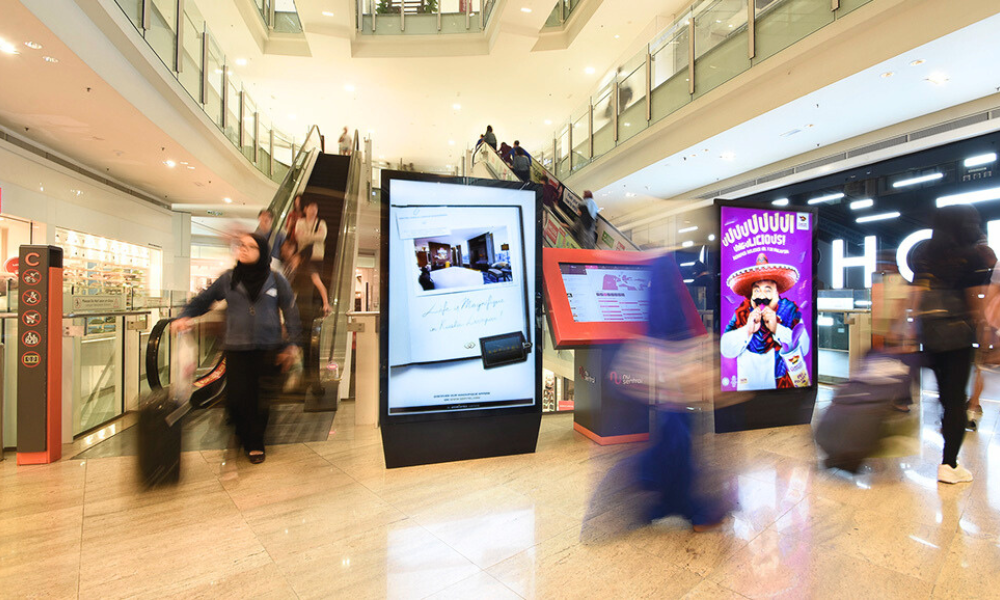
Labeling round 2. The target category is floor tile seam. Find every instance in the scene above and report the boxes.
[417,570,527,600]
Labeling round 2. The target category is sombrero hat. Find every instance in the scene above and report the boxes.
[727,253,799,297]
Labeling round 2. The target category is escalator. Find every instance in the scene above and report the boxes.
[145,126,365,410]
[470,141,639,252]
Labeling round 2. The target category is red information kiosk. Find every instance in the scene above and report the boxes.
[543,248,653,444]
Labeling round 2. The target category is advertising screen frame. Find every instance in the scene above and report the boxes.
[713,199,819,431]
[542,248,651,349]
[379,170,543,466]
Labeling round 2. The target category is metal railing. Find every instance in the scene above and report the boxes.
[359,0,497,35]
[253,0,304,33]
[111,0,304,183]
[543,0,582,28]
[535,0,875,180]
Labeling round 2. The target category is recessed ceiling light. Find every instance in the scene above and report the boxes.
[223,197,232,203]
[681,240,694,248]
[448,140,455,145]
[909,59,926,66]
[925,72,949,85]
[880,71,894,78]
[614,34,620,39]
[42,56,59,63]
[936,186,1000,207]
[804,123,815,128]
[24,41,42,50]
[708,234,716,241]
[807,192,844,205]
[288,114,297,120]
[0,40,19,55]
[344,83,355,92]
[322,11,334,17]
[856,212,900,223]
[893,173,943,187]
[452,103,461,110]
[584,67,595,75]
[544,119,552,125]
[235,58,247,66]
[772,198,789,206]
[849,199,874,210]
[521,7,532,13]
[678,226,698,233]
[964,152,997,167]
[163,160,176,168]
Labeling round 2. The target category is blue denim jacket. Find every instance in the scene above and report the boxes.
[180,270,301,351]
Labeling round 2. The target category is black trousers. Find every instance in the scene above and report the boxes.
[928,347,974,467]
[225,349,281,453]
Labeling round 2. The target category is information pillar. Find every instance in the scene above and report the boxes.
[17,246,63,465]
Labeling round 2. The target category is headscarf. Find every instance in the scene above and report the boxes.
[231,232,271,302]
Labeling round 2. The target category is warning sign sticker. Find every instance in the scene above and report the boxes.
[21,352,41,367]
[22,310,41,326]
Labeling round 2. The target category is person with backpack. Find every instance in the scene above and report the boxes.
[914,205,992,484]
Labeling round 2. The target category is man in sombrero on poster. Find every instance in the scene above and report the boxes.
[721,253,804,390]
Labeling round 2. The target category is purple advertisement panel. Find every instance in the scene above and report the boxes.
[719,207,813,392]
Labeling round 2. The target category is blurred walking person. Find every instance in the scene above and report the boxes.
[914,205,991,483]
[173,232,301,464]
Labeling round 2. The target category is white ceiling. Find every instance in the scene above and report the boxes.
[592,11,1000,222]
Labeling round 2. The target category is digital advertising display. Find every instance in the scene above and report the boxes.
[719,206,814,392]
[385,178,539,416]
[558,263,651,323]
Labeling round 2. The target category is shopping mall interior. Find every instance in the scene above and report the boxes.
[3,0,1000,597]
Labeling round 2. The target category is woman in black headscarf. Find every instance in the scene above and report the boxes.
[914,205,992,484]
[174,232,301,463]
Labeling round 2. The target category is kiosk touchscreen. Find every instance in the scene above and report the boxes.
[542,248,651,348]
[380,171,542,468]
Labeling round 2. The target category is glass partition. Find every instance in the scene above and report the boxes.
[592,84,615,160]
[205,34,225,127]
[225,72,242,146]
[360,0,494,35]
[837,0,873,16]
[754,0,835,65]
[258,114,272,176]
[146,0,178,70]
[617,53,647,143]
[650,21,692,122]
[556,125,570,180]
[117,0,143,29]
[693,0,750,98]
[571,106,591,171]
[242,93,257,163]
[179,3,204,102]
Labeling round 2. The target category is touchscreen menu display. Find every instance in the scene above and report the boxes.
[558,263,651,323]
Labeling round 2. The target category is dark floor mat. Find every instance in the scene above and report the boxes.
[73,405,336,459]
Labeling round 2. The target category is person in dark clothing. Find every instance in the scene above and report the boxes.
[483,125,497,150]
[281,241,331,395]
[512,147,531,182]
[173,232,301,464]
[914,205,992,484]
[254,208,285,261]
[498,142,514,166]
[540,174,556,210]
[418,265,435,290]
[506,140,532,162]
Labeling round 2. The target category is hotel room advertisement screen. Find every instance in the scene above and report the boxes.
[719,207,813,392]
[558,263,651,322]
[387,179,538,415]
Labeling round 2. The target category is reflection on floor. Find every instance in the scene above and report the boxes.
[73,405,336,459]
[2,390,999,599]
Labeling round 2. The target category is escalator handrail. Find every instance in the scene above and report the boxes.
[145,317,227,408]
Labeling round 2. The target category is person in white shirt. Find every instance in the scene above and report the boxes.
[295,199,328,262]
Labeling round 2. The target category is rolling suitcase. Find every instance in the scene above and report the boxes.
[137,328,195,487]
[815,355,911,473]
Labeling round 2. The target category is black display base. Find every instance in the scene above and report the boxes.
[381,411,542,468]
[714,389,817,433]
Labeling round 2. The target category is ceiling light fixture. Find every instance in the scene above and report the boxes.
[448,140,455,145]
[322,11,334,17]
[964,152,997,168]
[680,261,695,267]
[584,66,595,75]
[936,186,1000,208]
[186,166,195,170]
[925,72,949,85]
[893,173,943,188]
[807,192,845,205]
[521,7,532,13]
[856,212,900,223]
[772,198,789,206]
[24,41,42,50]
[909,59,926,66]
[43,56,59,63]
[681,241,694,248]
[708,234,716,241]
[614,34,620,39]
[344,83,355,92]
[452,103,461,110]
[544,119,552,125]
[223,197,232,204]
[0,40,19,55]
[880,71,894,79]
[678,226,698,234]
[235,58,248,66]
[163,160,176,168]
[849,199,874,210]
[683,279,694,283]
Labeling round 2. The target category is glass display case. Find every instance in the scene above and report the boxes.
[55,228,163,302]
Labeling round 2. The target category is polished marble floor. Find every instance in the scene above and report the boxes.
[2,389,999,599]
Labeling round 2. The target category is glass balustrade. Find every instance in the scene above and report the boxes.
[542,0,877,176]
[359,0,496,35]
[111,0,301,183]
